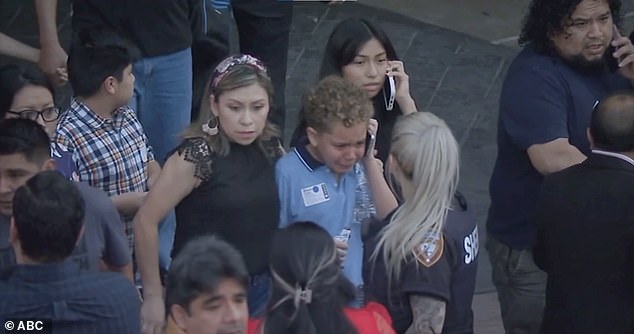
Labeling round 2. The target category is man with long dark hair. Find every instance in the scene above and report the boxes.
[486,0,634,333]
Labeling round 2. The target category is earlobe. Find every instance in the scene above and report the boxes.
[209,94,219,117]
[170,304,189,331]
[42,158,56,171]
[306,127,319,147]
[104,77,116,95]
[9,217,18,245]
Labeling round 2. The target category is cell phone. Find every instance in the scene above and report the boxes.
[383,75,395,111]
[334,228,352,242]
[365,132,376,157]
[607,25,621,72]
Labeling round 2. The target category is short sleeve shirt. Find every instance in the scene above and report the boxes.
[487,45,632,249]
[275,144,364,287]
[54,98,153,197]
[365,207,479,333]
[0,183,131,274]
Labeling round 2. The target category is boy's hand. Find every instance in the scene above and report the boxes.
[334,238,348,264]
[368,119,378,137]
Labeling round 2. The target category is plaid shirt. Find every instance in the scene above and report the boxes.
[54,99,154,249]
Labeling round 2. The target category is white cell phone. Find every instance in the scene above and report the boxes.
[383,75,396,111]
[335,228,352,242]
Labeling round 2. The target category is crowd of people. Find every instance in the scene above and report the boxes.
[0,0,634,333]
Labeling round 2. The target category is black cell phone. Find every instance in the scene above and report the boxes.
[607,25,622,73]
[365,131,376,157]
[607,45,619,73]
[383,75,395,111]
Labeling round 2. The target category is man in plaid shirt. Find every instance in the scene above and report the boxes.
[54,29,161,250]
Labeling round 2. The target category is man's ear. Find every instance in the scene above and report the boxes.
[209,94,219,117]
[75,225,85,248]
[587,128,596,149]
[9,217,18,246]
[103,76,117,95]
[306,126,319,147]
[41,158,56,171]
[170,304,190,331]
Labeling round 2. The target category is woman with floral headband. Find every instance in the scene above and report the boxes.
[248,222,396,334]
[134,54,284,334]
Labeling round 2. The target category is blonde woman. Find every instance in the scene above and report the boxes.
[364,112,478,334]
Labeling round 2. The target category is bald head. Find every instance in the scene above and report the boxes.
[590,92,634,153]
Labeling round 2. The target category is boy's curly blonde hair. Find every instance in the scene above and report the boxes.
[304,75,374,132]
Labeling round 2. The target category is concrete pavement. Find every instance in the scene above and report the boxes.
[4,1,634,333]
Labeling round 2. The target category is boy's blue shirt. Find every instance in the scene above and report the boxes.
[275,144,364,287]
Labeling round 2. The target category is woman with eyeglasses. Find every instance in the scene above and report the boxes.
[0,64,60,138]
[0,64,76,179]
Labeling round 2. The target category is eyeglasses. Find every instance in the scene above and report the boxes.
[7,107,61,122]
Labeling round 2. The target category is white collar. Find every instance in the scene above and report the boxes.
[591,149,634,167]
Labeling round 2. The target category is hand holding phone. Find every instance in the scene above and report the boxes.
[365,119,378,157]
[383,75,396,111]
[610,24,634,76]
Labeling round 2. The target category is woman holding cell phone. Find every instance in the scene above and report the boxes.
[291,17,418,163]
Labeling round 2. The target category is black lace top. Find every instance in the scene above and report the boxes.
[173,137,282,274]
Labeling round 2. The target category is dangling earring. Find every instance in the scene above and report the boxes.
[202,116,219,136]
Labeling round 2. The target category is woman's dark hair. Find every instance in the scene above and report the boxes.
[290,18,399,147]
[319,18,399,78]
[263,222,358,334]
[0,64,54,119]
[518,0,622,54]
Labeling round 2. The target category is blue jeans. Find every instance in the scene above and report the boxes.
[131,48,192,162]
[248,272,272,317]
[130,48,192,270]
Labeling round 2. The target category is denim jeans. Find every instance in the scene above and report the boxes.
[131,48,192,162]
[130,48,192,270]
[487,235,547,334]
[248,272,272,317]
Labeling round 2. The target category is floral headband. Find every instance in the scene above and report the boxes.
[210,54,267,89]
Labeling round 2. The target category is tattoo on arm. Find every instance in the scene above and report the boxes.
[404,295,446,334]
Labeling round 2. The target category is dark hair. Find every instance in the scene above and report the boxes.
[290,18,397,146]
[0,118,51,163]
[0,64,54,119]
[320,18,398,78]
[166,236,249,314]
[263,222,357,334]
[12,170,85,262]
[590,90,634,152]
[518,0,622,54]
[68,28,140,97]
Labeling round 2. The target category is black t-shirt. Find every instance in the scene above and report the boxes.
[231,0,293,18]
[364,203,478,334]
[173,138,281,275]
[71,0,202,57]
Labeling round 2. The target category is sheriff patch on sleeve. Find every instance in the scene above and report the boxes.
[413,231,444,267]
